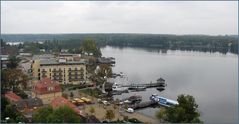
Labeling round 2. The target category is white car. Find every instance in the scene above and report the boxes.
[124,100,131,104]
[102,100,110,105]
[119,102,124,105]
[97,99,102,103]
[126,108,134,113]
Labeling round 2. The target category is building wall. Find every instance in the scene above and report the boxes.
[32,60,87,85]
[32,92,62,104]
[32,60,41,80]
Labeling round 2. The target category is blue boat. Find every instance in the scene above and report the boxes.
[149,94,178,107]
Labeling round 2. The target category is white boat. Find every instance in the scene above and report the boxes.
[150,94,178,107]
[112,83,128,92]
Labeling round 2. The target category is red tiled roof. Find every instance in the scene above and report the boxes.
[32,78,62,95]
[51,97,81,115]
[5,91,22,102]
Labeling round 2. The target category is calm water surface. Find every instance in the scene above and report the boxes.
[101,46,238,123]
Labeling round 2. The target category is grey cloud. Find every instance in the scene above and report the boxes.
[1,1,237,35]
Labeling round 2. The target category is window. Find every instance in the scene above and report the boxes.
[48,87,54,91]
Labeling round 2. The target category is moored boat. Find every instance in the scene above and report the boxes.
[149,94,178,107]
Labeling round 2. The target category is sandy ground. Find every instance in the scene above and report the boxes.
[82,99,158,123]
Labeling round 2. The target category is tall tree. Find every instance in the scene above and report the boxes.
[156,94,202,123]
[80,39,102,57]
[33,106,81,123]
[1,69,28,91]
[7,55,19,69]
[1,97,27,123]
[33,106,53,123]
[97,64,112,78]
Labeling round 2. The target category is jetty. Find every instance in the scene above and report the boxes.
[128,101,158,110]
[122,78,166,88]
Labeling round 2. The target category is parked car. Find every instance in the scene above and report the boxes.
[124,100,131,104]
[97,98,102,103]
[102,100,110,106]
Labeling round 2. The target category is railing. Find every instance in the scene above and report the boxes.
[53,74,63,77]
[52,70,63,72]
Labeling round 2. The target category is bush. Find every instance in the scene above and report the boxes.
[79,88,101,98]
[156,94,202,123]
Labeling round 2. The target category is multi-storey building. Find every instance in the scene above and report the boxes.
[31,57,87,85]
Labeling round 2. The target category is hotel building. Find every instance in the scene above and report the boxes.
[31,56,87,85]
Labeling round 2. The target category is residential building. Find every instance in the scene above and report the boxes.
[31,57,87,84]
[16,97,43,121]
[19,52,32,57]
[51,97,83,116]
[32,54,55,60]
[16,97,43,112]
[1,55,9,69]
[31,78,62,104]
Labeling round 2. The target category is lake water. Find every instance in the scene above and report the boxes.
[101,46,238,123]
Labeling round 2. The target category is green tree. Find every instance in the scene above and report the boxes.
[1,98,27,123]
[80,39,102,57]
[33,105,81,123]
[97,64,112,78]
[47,106,81,123]
[105,109,115,121]
[33,106,53,123]
[1,69,28,91]
[156,94,202,123]
[7,55,19,69]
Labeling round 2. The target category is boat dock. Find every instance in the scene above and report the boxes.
[122,78,166,88]
[128,101,158,110]
[122,82,165,88]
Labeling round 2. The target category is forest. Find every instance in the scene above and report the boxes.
[1,34,238,54]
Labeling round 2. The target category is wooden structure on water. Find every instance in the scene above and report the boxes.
[128,101,158,110]
[122,78,166,88]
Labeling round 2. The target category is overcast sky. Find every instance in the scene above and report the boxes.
[1,1,238,35]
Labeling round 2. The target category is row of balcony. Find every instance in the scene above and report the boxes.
[42,69,84,72]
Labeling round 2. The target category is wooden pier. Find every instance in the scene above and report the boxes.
[122,82,165,88]
[128,101,158,110]
[122,78,166,88]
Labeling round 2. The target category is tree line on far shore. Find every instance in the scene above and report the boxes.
[1,34,238,54]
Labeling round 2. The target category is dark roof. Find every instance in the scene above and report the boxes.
[157,78,165,81]
[39,59,85,65]
[16,97,43,110]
